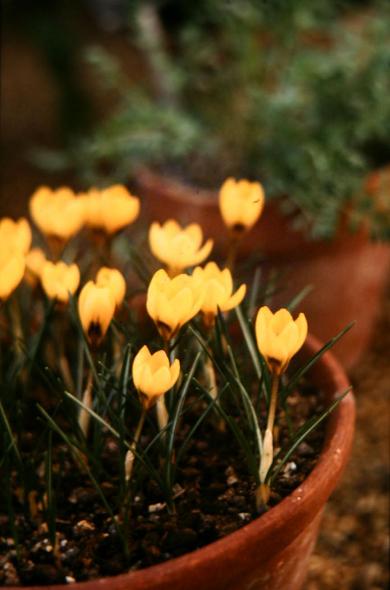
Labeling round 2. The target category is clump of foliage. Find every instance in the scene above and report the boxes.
[35,0,390,239]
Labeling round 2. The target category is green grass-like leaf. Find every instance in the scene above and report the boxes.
[268,387,352,484]
[280,322,355,401]
[165,353,201,490]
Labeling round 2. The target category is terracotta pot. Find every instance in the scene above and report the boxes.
[19,334,355,590]
[135,169,390,370]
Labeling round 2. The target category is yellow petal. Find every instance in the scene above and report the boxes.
[223,283,246,312]
[184,223,203,248]
[189,238,213,266]
[0,252,25,300]
[169,358,181,388]
[149,349,170,372]
[96,267,126,307]
[133,345,152,389]
[272,308,293,335]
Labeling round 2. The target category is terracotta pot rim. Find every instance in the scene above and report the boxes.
[18,333,355,589]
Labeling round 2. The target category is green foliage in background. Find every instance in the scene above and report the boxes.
[36,0,390,239]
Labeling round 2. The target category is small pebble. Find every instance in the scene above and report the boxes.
[238,512,251,521]
[148,502,166,514]
[74,519,95,533]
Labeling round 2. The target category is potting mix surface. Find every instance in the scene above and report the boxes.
[1,381,325,586]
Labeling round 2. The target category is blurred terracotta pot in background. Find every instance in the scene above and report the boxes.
[136,169,390,370]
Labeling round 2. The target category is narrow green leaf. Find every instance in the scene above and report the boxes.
[248,267,262,316]
[269,388,351,484]
[37,405,117,522]
[165,353,201,488]
[63,390,166,493]
[286,285,313,311]
[194,379,259,482]
[281,322,355,400]
[0,400,22,466]
[45,431,56,547]
[235,305,262,380]
[226,345,263,455]
[175,392,221,466]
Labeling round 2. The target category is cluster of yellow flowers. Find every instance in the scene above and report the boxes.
[1,176,307,421]
[0,184,139,301]
[1,176,310,505]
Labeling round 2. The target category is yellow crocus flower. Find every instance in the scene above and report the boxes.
[255,306,308,375]
[96,267,126,308]
[193,262,246,327]
[132,345,180,408]
[0,217,32,255]
[219,178,265,233]
[146,268,204,341]
[78,281,116,347]
[149,220,213,274]
[0,249,25,301]
[29,187,85,241]
[25,248,47,286]
[41,261,80,303]
[82,185,140,234]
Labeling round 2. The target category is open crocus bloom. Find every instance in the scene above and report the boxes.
[146,268,204,341]
[0,248,25,301]
[78,281,116,347]
[29,187,85,241]
[149,220,213,274]
[0,217,32,255]
[255,306,308,375]
[193,262,246,326]
[219,178,265,233]
[41,261,80,303]
[82,185,140,234]
[132,345,180,408]
[96,267,126,308]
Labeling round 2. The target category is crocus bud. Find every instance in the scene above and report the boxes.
[29,187,85,241]
[41,261,80,303]
[219,178,265,233]
[255,306,308,375]
[146,269,204,341]
[25,248,47,286]
[78,281,116,347]
[149,220,213,275]
[132,345,180,409]
[0,249,25,301]
[193,262,246,327]
[0,217,32,255]
[96,267,126,307]
[82,185,140,234]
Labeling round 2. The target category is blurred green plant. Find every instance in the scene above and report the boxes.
[35,0,390,239]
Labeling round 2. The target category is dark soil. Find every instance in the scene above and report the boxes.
[0,386,325,586]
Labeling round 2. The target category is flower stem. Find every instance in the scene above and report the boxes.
[155,338,171,432]
[125,407,147,482]
[10,297,24,357]
[266,372,280,435]
[156,396,169,432]
[78,369,93,439]
[205,354,218,401]
[58,314,75,392]
[256,372,280,510]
